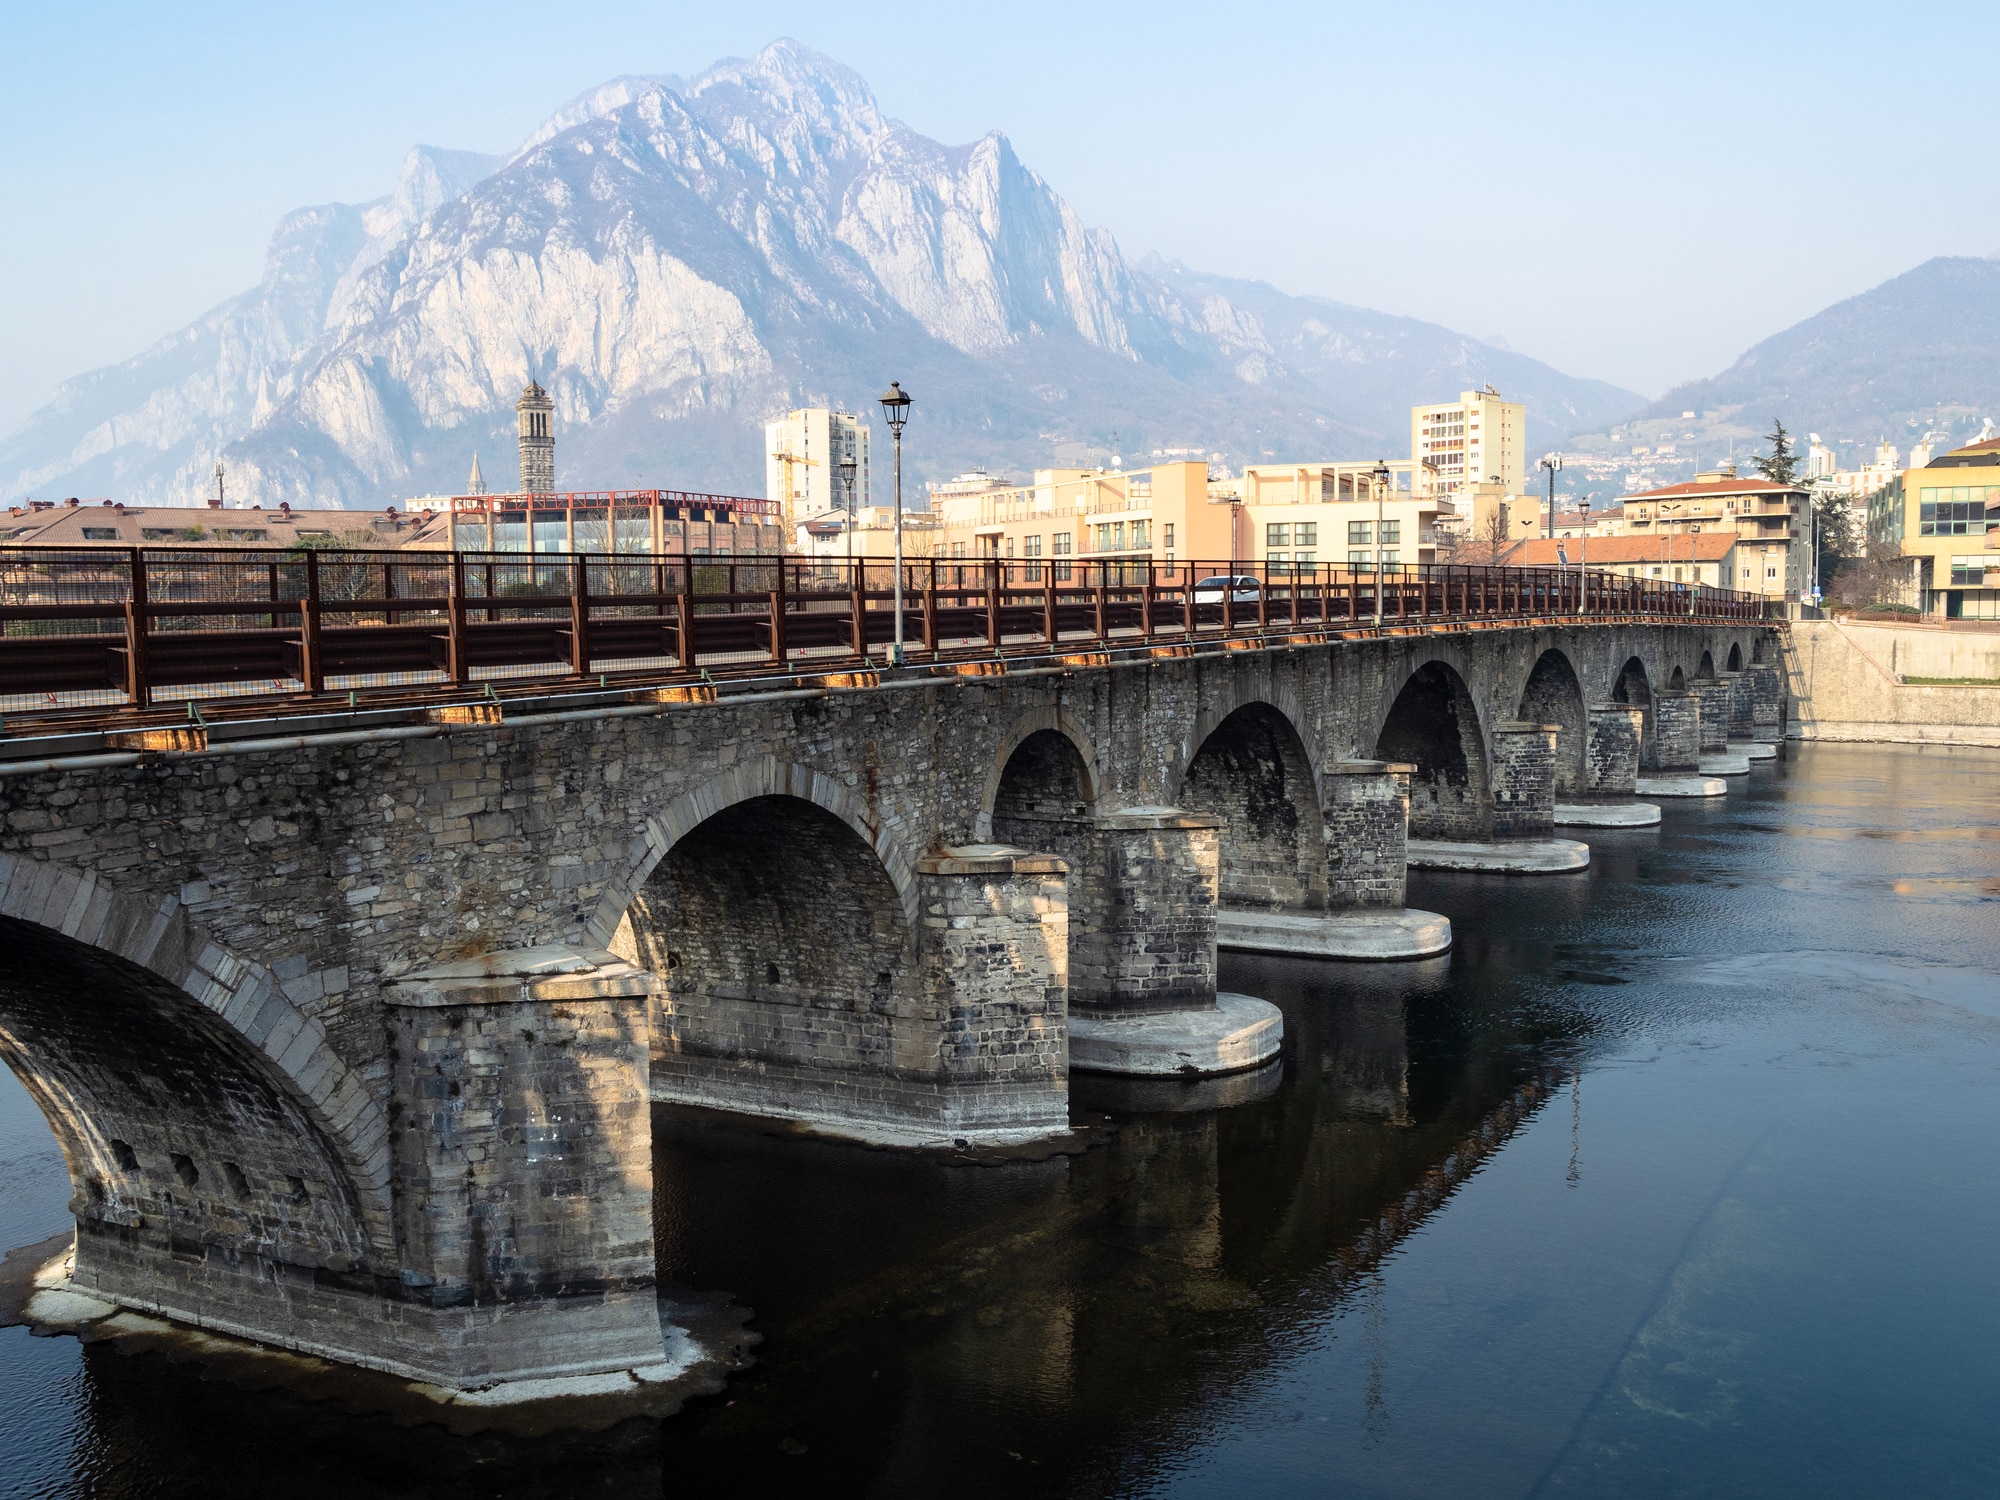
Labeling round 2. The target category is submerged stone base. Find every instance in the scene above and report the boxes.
[649,1056,1068,1147]
[1217,907,1452,960]
[1406,838,1591,874]
[1635,774,1729,798]
[1554,801,1662,828]
[1699,751,1753,775]
[1735,741,1779,760]
[1068,993,1283,1077]
[65,1221,672,1391]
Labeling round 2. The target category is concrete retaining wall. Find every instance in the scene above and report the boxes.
[1786,622,2000,746]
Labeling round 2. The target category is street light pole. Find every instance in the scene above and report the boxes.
[1578,494,1591,614]
[1539,453,1562,540]
[1370,460,1390,628]
[879,382,912,666]
[839,453,857,570]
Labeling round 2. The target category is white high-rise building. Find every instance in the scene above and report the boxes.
[1807,433,1838,480]
[1410,388,1525,500]
[764,408,871,531]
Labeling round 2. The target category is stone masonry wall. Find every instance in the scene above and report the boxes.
[1322,762,1407,908]
[1489,722,1557,840]
[1693,679,1732,751]
[1585,704,1644,795]
[1653,691,1701,770]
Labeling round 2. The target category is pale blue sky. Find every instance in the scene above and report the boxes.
[3,1,1994,430]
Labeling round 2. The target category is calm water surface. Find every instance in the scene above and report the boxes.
[2,741,1996,1497]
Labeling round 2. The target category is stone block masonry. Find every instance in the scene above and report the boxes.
[1723,671,1755,739]
[1693,678,1733,751]
[1653,690,1701,771]
[1489,722,1557,841]
[0,618,1759,1384]
[1321,761,1407,908]
[1585,704,1644,795]
[1750,663,1784,737]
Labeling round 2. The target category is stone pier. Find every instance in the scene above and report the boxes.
[1750,662,1785,738]
[1584,703,1645,795]
[1693,679,1733,751]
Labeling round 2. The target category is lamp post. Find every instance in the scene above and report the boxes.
[839,452,858,570]
[879,382,912,665]
[1578,494,1591,614]
[1539,452,1562,540]
[1370,459,1391,627]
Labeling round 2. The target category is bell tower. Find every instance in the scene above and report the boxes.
[516,381,555,494]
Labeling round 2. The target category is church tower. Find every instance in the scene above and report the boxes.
[516,381,555,494]
[466,452,487,496]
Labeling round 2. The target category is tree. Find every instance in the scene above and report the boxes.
[1752,420,1800,486]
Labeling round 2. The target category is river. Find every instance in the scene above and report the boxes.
[2,740,1996,1497]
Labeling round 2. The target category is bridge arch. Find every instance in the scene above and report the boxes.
[1696,649,1716,680]
[590,757,925,943]
[977,707,1103,842]
[1374,659,1492,840]
[0,855,392,1267]
[1516,648,1588,795]
[1176,701,1329,911]
[1612,655,1657,767]
[1668,663,1686,690]
[1727,641,1743,672]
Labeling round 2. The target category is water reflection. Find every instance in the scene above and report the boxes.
[1,742,1996,1497]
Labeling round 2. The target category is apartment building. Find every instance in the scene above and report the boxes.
[764,407,871,531]
[1868,437,2000,619]
[1622,465,1800,599]
[1502,533,1739,589]
[1411,388,1526,501]
[927,463,1234,571]
[0,498,453,550]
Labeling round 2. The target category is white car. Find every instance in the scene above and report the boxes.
[1192,575,1261,604]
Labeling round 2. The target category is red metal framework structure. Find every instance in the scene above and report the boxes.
[0,547,1777,731]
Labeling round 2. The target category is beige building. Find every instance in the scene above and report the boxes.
[764,407,871,532]
[1868,438,2000,619]
[926,463,1236,572]
[1621,466,1800,599]
[1502,532,1740,589]
[0,498,453,550]
[795,505,944,562]
[1412,388,1526,501]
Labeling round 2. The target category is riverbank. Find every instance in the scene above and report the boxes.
[1785,619,2000,745]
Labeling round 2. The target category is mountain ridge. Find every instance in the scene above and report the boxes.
[1,41,1642,507]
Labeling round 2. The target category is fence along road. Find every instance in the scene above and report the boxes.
[0,547,1776,736]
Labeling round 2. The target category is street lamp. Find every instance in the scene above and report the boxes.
[1578,494,1591,614]
[1370,459,1391,627]
[879,382,912,666]
[1539,453,1562,540]
[839,451,858,568]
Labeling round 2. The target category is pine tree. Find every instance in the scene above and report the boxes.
[1753,419,1800,486]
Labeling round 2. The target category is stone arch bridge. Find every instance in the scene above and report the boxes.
[0,620,1781,1394]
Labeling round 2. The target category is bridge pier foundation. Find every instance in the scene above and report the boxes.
[1750,663,1785,738]
[1584,704,1644,794]
[1635,689,1728,797]
[1722,671,1756,740]
[1220,761,1450,959]
[1693,679,1733,752]
[1410,722,1591,873]
[641,847,1071,1145]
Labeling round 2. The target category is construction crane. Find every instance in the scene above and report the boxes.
[770,442,819,531]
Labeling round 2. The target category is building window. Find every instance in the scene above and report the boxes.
[1920,488,1992,535]
[1269,550,1289,572]
[1024,534,1042,557]
[1381,549,1400,567]
[1294,522,1317,547]
[1266,522,1289,548]
[1348,520,1371,545]
[1162,523,1174,550]
[81,527,118,540]
[1950,556,1989,586]
[1131,520,1149,549]
[1294,550,1315,568]
[1380,520,1401,545]
[1053,531,1072,556]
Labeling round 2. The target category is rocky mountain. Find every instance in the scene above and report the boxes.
[1,42,1642,508]
[1634,256,2000,455]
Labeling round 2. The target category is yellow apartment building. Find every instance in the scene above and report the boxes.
[926,463,1237,571]
[1501,533,1739,588]
[1869,438,2000,618]
[1411,388,1527,501]
[1622,466,1800,600]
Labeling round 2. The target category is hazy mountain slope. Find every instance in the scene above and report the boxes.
[2,41,1639,507]
[1637,256,2000,447]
